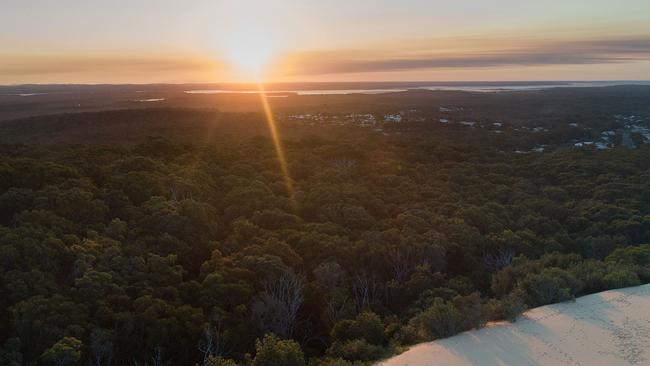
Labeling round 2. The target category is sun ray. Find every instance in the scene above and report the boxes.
[257,82,296,206]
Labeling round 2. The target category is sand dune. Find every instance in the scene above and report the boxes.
[380,284,650,366]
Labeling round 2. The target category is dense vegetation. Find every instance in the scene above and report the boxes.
[1,108,650,366]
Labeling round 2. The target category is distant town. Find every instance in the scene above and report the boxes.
[281,109,650,153]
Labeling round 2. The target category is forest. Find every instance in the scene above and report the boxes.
[1,104,650,366]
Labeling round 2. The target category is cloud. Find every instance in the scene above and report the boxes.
[280,37,650,75]
[0,54,221,77]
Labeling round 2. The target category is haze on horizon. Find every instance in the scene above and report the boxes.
[2,0,650,84]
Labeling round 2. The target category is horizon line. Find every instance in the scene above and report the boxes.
[2,80,650,88]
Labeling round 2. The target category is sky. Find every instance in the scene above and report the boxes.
[1,0,650,84]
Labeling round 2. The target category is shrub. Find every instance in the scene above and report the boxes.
[391,324,419,345]
[205,357,240,366]
[308,357,369,366]
[452,292,484,330]
[569,260,607,293]
[603,267,641,289]
[606,244,650,267]
[251,334,305,366]
[606,244,650,281]
[484,292,526,322]
[326,339,386,362]
[408,298,463,340]
[331,312,384,345]
[518,268,582,307]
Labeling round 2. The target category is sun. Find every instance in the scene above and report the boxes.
[222,26,276,80]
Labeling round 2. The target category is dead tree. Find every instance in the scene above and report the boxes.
[151,346,169,366]
[325,293,350,325]
[352,273,380,313]
[388,245,418,283]
[198,321,225,365]
[483,249,514,272]
[252,270,304,338]
[90,329,114,366]
[387,237,446,283]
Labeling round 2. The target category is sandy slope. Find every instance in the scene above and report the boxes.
[379,284,650,366]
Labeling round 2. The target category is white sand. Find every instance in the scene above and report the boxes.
[379,284,650,366]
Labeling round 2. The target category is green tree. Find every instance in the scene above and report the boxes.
[41,337,82,366]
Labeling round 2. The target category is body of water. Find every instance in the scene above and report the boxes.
[185,81,650,96]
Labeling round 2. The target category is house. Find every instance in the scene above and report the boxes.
[384,114,403,123]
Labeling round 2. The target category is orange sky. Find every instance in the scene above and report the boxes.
[1,0,650,83]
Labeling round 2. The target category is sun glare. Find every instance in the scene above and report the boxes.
[222,26,276,80]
